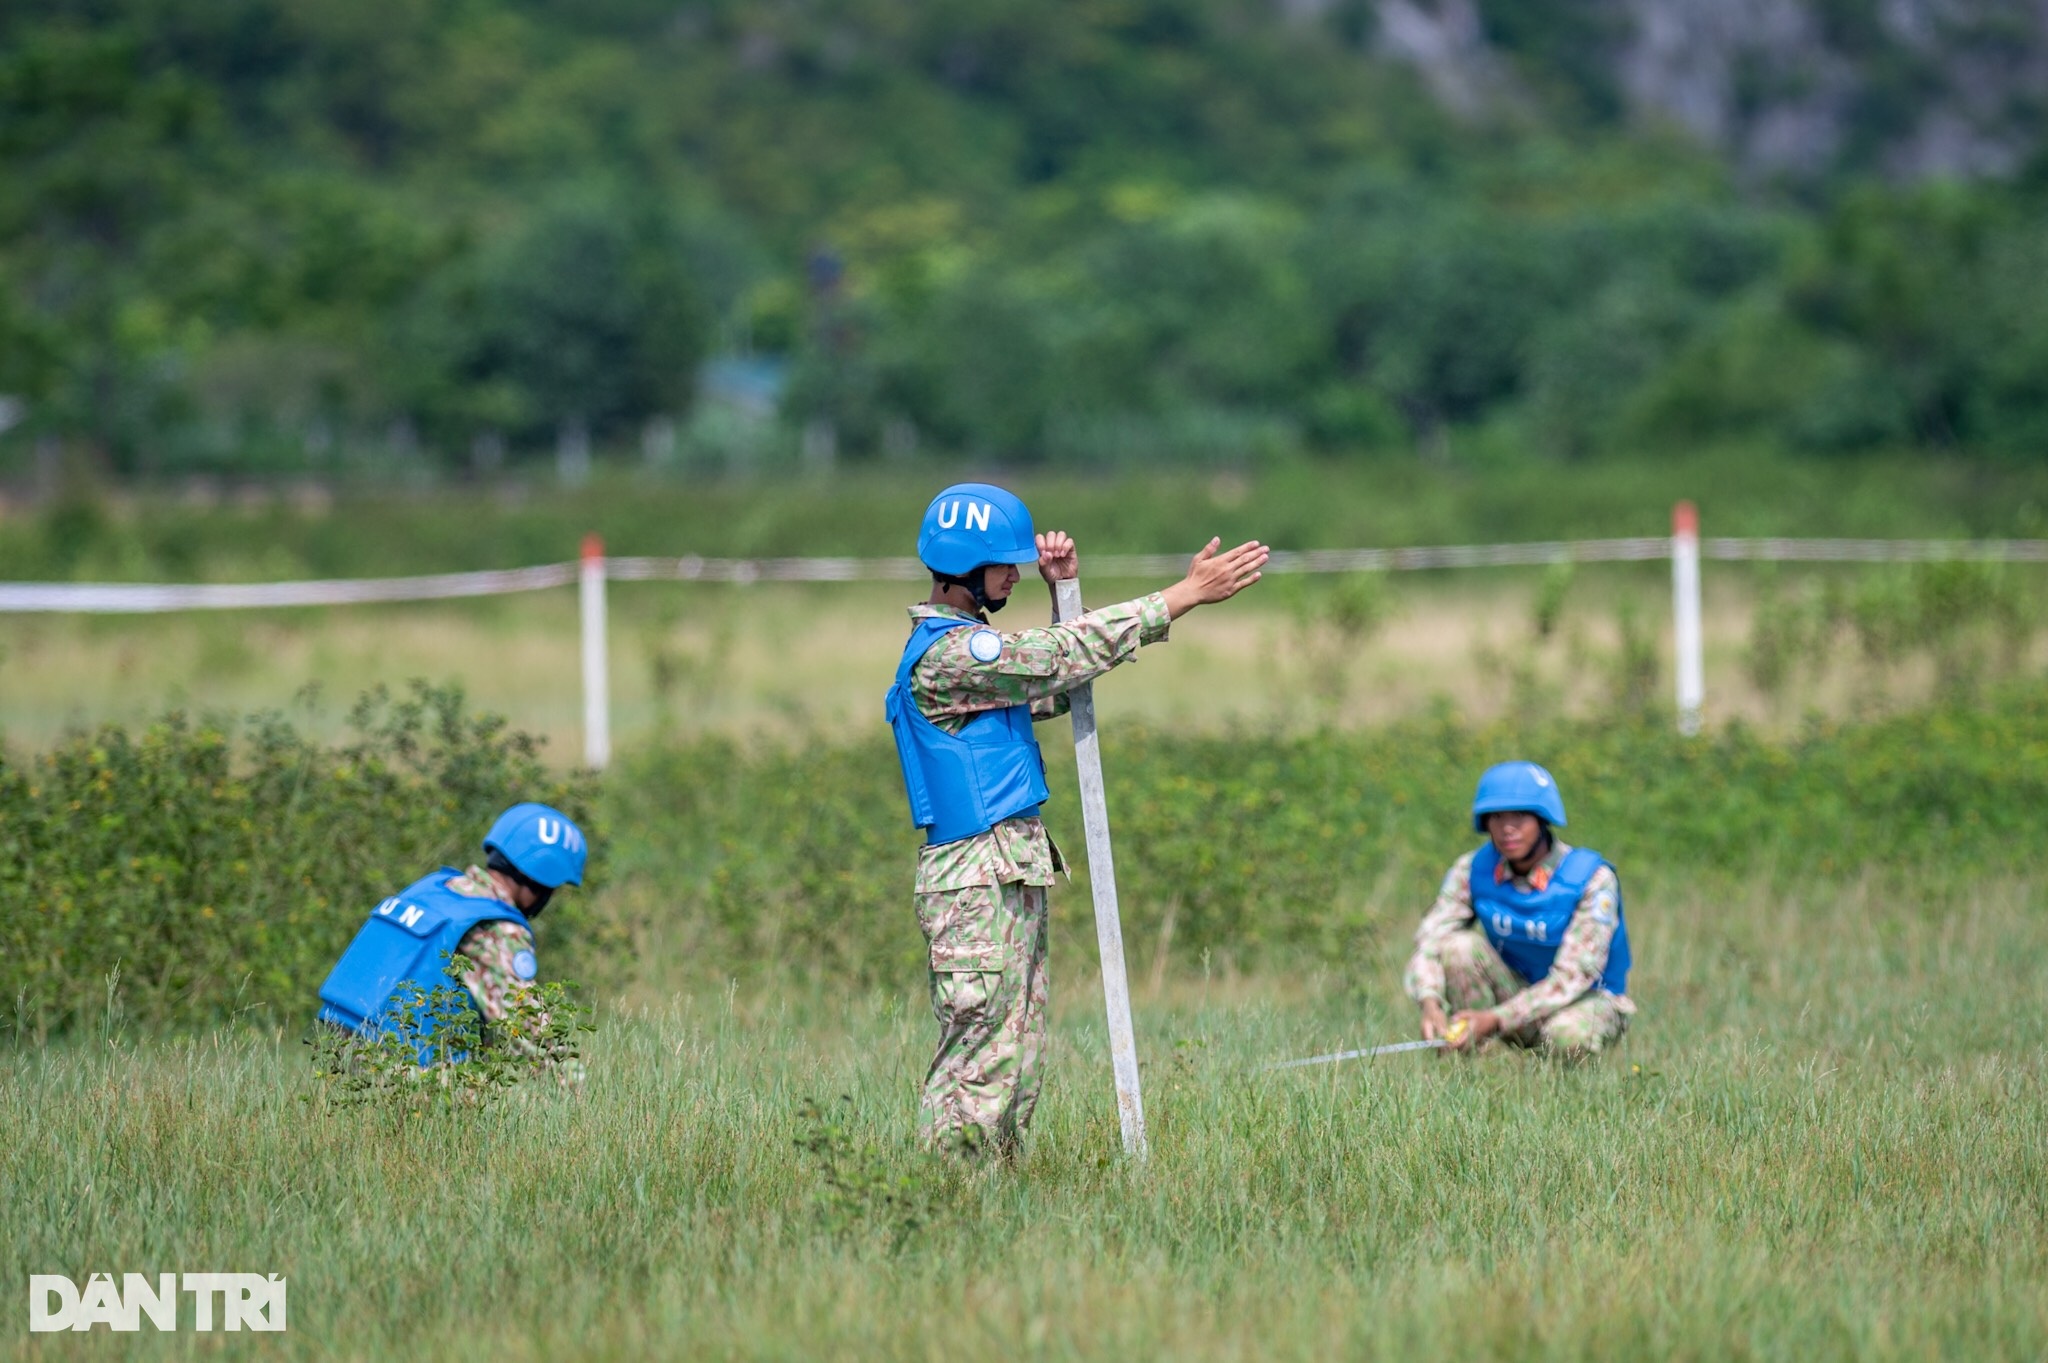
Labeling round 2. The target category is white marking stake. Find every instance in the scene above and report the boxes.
[1672,501,1703,736]
[581,533,611,770]
[1054,577,1148,1160]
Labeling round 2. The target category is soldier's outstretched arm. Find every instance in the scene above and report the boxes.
[915,535,1270,723]
[1159,537,1269,618]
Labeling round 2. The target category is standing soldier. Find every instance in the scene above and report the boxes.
[317,802,587,1060]
[1404,762,1635,1060]
[887,481,1267,1158]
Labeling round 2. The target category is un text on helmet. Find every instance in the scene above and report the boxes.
[934,500,993,533]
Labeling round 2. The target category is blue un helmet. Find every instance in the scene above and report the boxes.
[1471,761,1568,831]
[918,483,1038,613]
[483,802,588,889]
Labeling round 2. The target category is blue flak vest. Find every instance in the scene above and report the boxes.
[315,868,532,1057]
[885,614,1051,845]
[1470,844,1631,996]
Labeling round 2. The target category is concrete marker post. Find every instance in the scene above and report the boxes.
[1672,501,1704,736]
[1053,576,1149,1160]
[581,534,611,770]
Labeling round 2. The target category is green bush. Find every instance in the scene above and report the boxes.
[11,678,2048,1028]
[598,685,2048,989]
[0,683,598,1037]
[306,973,591,1115]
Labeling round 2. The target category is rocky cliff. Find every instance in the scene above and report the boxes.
[1347,0,2048,178]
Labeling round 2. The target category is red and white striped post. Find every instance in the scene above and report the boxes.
[580,534,611,770]
[1672,502,1703,736]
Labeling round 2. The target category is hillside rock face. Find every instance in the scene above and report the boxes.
[1360,0,2048,178]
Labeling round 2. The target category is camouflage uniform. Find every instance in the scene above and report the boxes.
[1403,840,1635,1058]
[440,866,544,1026]
[906,593,1172,1155]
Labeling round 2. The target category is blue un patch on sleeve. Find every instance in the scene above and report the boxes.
[511,949,538,980]
[967,628,1004,663]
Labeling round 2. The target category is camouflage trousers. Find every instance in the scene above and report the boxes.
[916,880,1050,1158]
[1439,929,1633,1060]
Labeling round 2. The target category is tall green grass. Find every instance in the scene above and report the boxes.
[5,862,2045,1360]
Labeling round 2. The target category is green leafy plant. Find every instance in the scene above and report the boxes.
[1746,562,2036,707]
[1280,571,1394,711]
[1532,561,1575,641]
[793,1095,953,1253]
[307,967,591,1116]
[1607,597,1662,714]
[1746,570,1829,700]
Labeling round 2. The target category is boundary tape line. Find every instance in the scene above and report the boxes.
[3,538,2045,613]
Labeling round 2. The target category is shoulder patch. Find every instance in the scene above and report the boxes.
[511,949,538,981]
[967,628,1004,663]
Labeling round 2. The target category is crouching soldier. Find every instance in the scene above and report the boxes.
[317,802,586,1066]
[1404,762,1634,1060]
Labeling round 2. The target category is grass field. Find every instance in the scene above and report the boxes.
[8,563,2046,754]
[7,458,2048,1358]
[5,869,2046,1360]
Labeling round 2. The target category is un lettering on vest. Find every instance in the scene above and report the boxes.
[376,897,426,930]
[934,499,993,533]
[1490,910,1550,943]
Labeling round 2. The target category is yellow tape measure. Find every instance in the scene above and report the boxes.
[1445,1017,1471,1047]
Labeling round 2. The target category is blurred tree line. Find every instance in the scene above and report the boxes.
[3,0,2047,476]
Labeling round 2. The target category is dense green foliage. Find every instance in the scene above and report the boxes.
[617,685,2048,988]
[0,683,598,1035]
[5,0,2048,474]
[14,678,2044,1032]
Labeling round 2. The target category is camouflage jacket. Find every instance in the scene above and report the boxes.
[442,866,544,1027]
[443,866,583,1085]
[906,593,1171,891]
[1402,839,1634,1030]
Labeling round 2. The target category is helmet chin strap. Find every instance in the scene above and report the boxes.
[935,571,1008,615]
[486,849,554,916]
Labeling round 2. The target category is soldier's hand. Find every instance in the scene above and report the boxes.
[1162,537,1269,618]
[1447,1009,1501,1052]
[1419,999,1447,1042]
[1037,531,1078,583]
